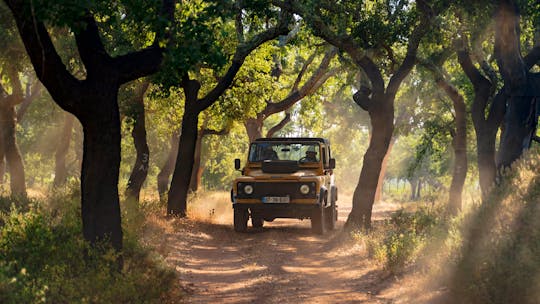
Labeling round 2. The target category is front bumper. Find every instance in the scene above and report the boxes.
[232,202,320,220]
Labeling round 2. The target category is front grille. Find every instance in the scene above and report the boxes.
[237,182,317,199]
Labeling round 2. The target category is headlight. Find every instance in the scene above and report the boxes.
[300,184,310,195]
[244,184,254,195]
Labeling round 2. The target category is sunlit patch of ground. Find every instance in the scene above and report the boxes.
[142,190,416,304]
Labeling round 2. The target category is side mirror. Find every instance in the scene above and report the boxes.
[234,158,241,170]
[329,158,336,169]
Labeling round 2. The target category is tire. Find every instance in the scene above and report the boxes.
[234,207,248,232]
[325,200,336,230]
[311,206,326,235]
[252,215,264,228]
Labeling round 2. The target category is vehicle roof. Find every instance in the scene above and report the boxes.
[253,137,330,144]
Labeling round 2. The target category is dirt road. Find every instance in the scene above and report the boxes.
[145,194,412,304]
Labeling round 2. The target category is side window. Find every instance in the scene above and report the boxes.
[322,147,328,166]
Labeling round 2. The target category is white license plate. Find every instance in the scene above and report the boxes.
[263,196,290,203]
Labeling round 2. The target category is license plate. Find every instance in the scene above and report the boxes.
[262,196,290,203]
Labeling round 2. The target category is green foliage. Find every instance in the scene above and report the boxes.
[363,206,445,273]
[0,192,177,303]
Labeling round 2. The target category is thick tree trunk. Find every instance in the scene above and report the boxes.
[448,101,467,214]
[189,129,204,193]
[457,42,504,198]
[497,95,537,167]
[245,117,264,142]
[494,0,538,168]
[157,131,179,201]
[167,80,201,216]
[54,113,75,187]
[346,97,394,229]
[0,104,26,196]
[80,99,123,251]
[125,83,150,201]
[435,74,468,214]
[167,109,199,216]
[374,139,394,202]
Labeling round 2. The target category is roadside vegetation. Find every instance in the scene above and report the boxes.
[351,150,540,303]
[0,188,179,303]
[0,0,539,303]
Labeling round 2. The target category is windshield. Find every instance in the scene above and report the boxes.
[248,142,321,163]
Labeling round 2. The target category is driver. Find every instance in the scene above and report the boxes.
[304,150,318,162]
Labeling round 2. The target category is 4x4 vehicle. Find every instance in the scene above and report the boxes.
[231,137,338,234]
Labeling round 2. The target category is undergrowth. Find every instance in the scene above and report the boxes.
[353,150,540,303]
[0,187,178,304]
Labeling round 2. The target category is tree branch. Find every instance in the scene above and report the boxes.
[197,10,291,112]
[264,47,338,115]
[4,0,81,114]
[74,14,111,78]
[17,81,42,122]
[266,112,291,137]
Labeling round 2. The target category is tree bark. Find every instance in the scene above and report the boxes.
[189,128,204,193]
[157,131,179,201]
[245,117,264,142]
[433,70,468,214]
[456,40,505,198]
[0,103,26,196]
[167,80,201,216]
[54,113,75,187]
[494,0,538,168]
[374,139,394,203]
[125,81,150,201]
[347,96,394,229]
[80,98,123,251]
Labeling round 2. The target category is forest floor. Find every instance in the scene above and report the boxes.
[143,192,443,304]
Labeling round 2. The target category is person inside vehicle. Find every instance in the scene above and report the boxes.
[303,150,318,162]
[261,145,278,160]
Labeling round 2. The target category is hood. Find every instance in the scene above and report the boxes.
[247,169,318,180]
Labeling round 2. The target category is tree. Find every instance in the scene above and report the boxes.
[123,80,151,202]
[243,44,339,142]
[4,0,175,252]
[452,0,540,197]
[420,50,468,213]
[166,4,291,216]
[494,0,540,168]
[286,0,442,228]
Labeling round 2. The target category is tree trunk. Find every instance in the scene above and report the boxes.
[346,96,394,229]
[245,117,264,142]
[494,0,537,168]
[189,129,204,193]
[497,95,537,167]
[374,139,394,203]
[0,103,26,196]
[125,83,150,201]
[448,102,468,214]
[409,178,418,200]
[80,99,123,251]
[157,131,179,201]
[54,113,75,187]
[167,80,201,216]
[435,73,468,214]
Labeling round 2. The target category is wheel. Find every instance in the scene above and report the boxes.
[252,215,264,228]
[234,207,248,232]
[324,201,336,230]
[311,206,326,235]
